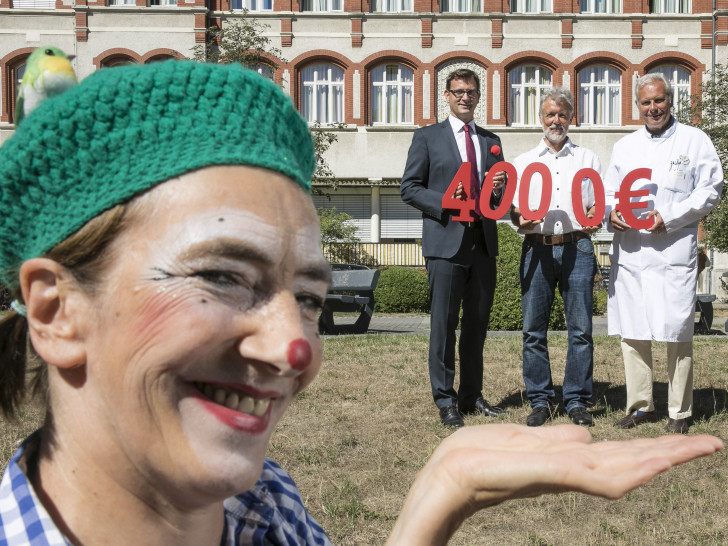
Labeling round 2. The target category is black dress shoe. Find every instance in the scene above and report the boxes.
[568,406,593,427]
[460,397,507,417]
[665,417,688,434]
[614,410,657,429]
[439,406,464,428]
[526,406,551,427]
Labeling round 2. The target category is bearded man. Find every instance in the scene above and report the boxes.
[510,87,602,428]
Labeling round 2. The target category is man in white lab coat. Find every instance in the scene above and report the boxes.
[605,73,724,433]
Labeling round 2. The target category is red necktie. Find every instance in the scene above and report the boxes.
[462,124,481,218]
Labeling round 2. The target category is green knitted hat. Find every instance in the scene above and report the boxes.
[0,60,315,290]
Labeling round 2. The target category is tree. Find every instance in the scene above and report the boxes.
[190,13,281,70]
[317,207,360,263]
[190,13,344,244]
[678,64,728,252]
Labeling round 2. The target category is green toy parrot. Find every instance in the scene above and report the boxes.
[16,46,77,126]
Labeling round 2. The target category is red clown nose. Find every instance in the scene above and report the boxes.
[490,145,501,156]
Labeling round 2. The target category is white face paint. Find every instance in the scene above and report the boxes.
[71,166,330,506]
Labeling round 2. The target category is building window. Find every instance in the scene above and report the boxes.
[301,0,343,11]
[254,64,274,80]
[301,64,344,124]
[149,0,177,5]
[649,65,691,114]
[372,0,412,11]
[650,0,690,13]
[108,0,135,5]
[441,0,482,13]
[102,56,136,67]
[579,0,620,12]
[509,65,552,126]
[11,0,55,7]
[510,0,552,13]
[231,0,272,10]
[578,65,621,126]
[370,64,414,125]
[11,62,27,123]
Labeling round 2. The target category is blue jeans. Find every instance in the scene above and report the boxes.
[520,237,596,412]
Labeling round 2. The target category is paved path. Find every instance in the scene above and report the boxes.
[327,314,609,336]
[328,313,728,337]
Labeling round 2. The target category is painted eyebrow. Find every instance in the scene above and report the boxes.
[184,239,273,266]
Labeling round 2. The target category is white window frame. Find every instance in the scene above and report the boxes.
[301,0,343,11]
[11,0,55,7]
[510,0,552,13]
[230,0,273,10]
[372,0,412,12]
[509,65,553,127]
[441,0,482,13]
[649,65,691,115]
[301,64,345,124]
[370,64,414,126]
[108,0,135,5]
[578,65,621,126]
[650,0,690,13]
[579,0,620,13]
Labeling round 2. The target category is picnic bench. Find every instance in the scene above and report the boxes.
[318,265,381,335]
[695,293,717,334]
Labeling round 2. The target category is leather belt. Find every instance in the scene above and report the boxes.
[525,231,589,246]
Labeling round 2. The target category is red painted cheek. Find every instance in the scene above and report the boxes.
[287,338,312,371]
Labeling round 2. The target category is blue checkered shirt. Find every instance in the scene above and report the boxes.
[1,433,331,545]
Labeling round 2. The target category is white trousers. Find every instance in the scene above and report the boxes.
[620,338,693,419]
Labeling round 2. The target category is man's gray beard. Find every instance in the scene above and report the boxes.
[544,126,567,145]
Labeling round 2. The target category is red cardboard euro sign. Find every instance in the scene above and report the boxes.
[614,168,656,230]
[441,161,652,229]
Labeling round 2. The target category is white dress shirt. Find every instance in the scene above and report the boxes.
[512,138,601,235]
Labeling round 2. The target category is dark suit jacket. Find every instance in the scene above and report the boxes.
[400,119,504,259]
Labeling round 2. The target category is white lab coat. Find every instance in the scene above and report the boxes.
[604,119,723,342]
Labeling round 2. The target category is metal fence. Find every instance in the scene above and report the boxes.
[323,241,613,269]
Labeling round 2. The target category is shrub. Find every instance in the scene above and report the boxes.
[490,223,566,331]
[374,267,430,313]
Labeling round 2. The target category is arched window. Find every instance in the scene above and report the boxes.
[649,65,691,114]
[253,64,274,80]
[101,56,136,68]
[11,62,27,123]
[509,65,552,126]
[370,64,414,125]
[301,64,344,124]
[578,65,621,126]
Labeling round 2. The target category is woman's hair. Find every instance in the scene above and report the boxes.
[0,203,132,419]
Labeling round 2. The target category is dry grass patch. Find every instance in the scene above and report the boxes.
[271,334,728,545]
[2,335,727,545]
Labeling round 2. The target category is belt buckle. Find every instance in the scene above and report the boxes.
[543,234,554,245]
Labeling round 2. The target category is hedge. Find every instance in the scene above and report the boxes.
[374,266,430,313]
[373,224,608,330]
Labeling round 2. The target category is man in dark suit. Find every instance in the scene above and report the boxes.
[401,68,506,428]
